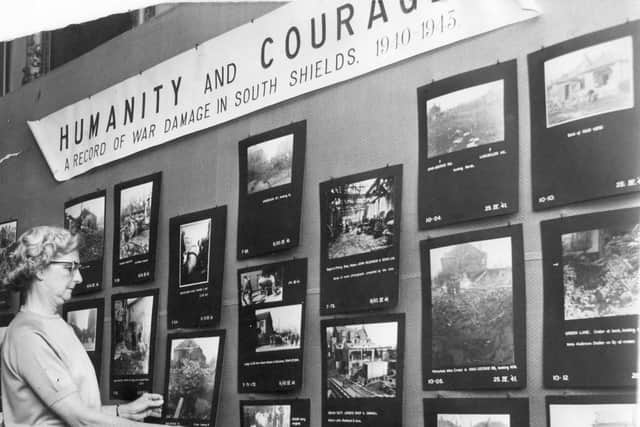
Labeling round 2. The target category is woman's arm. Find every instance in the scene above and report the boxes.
[102,393,164,421]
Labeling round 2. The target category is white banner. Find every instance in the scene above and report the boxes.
[28,0,540,181]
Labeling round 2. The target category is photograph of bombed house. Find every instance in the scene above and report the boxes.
[549,403,638,427]
[0,220,17,255]
[240,265,284,307]
[427,80,504,158]
[254,304,302,353]
[325,322,398,398]
[119,181,153,260]
[437,413,510,427]
[327,176,395,259]
[112,295,153,375]
[545,36,634,127]
[242,404,291,427]
[562,223,639,321]
[67,308,98,352]
[65,196,104,262]
[166,336,220,421]
[247,134,293,194]
[430,237,514,369]
[179,219,211,287]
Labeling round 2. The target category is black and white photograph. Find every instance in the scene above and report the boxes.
[64,190,105,294]
[113,172,161,286]
[110,289,158,400]
[529,22,640,210]
[238,258,307,393]
[168,206,226,330]
[546,395,637,427]
[542,207,639,388]
[237,121,306,259]
[163,330,225,427]
[320,165,402,315]
[240,399,310,427]
[418,61,519,229]
[321,313,404,427]
[0,314,14,416]
[421,225,526,390]
[423,398,529,427]
[0,219,17,255]
[545,36,634,128]
[63,298,104,377]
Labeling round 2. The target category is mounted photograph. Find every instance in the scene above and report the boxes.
[119,181,153,260]
[0,220,17,255]
[549,403,637,427]
[247,134,293,194]
[427,79,504,158]
[66,308,98,352]
[112,294,154,376]
[242,404,291,427]
[254,304,302,353]
[437,414,510,427]
[326,176,395,260]
[545,36,634,128]
[240,264,284,307]
[179,218,211,287]
[65,195,105,263]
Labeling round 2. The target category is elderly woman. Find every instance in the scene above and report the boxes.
[0,226,166,426]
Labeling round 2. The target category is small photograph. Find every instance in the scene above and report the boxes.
[545,36,634,127]
[65,197,105,263]
[325,321,398,398]
[179,219,211,287]
[242,404,291,427]
[254,304,302,353]
[67,308,98,352]
[119,181,153,260]
[430,237,514,369]
[437,413,510,427]
[166,336,220,421]
[427,80,504,158]
[562,223,639,321]
[247,134,294,194]
[240,265,285,307]
[327,176,395,259]
[112,295,154,375]
[0,220,17,255]
[549,403,637,427]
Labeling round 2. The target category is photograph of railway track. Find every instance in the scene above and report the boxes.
[325,321,398,398]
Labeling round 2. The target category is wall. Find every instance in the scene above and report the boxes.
[0,1,638,426]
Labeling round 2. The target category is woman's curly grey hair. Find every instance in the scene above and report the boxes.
[0,226,79,292]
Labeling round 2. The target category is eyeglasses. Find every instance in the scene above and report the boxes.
[49,260,83,274]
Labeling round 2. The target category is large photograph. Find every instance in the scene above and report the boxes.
[0,220,17,255]
[549,403,637,427]
[179,219,211,287]
[67,308,98,352]
[112,295,154,376]
[247,134,293,194]
[242,404,291,427]
[326,176,395,260]
[325,321,398,399]
[427,80,504,158]
[119,181,153,260]
[166,336,221,421]
[65,196,105,263]
[437,414,510,427]
[430,237,514,369]
[562,224,639,321]
[545,36,634,128]
[240,264,284,307]
[254,304,302,353]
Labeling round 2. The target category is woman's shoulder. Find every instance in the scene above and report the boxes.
[5,311,66,344]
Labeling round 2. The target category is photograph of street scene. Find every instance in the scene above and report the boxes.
[437,413,510,427]
[430,237,514,369]
[67,308,98,352]
[545,36,634,128]
[240,265,284,307]
[255,304,302,353]
[247,134,293,194]
[549,403,637,427]
[242,404,291,427]
[112,295,153,375]
[0,221,17,255]
[166,336,220,421]
[65,196,105,263]
[427,79,504,158]
[179,219,210,287]
[327,176,395,260]
[119,182,153,260]
[562,223,639,321]
[325,321,398,399]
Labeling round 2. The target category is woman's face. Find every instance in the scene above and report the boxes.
[41,250,82,305]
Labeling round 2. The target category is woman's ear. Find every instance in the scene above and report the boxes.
[34,267,46,281]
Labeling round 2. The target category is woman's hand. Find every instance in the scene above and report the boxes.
[118,392,164,421]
